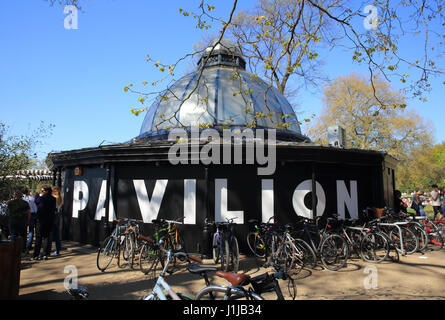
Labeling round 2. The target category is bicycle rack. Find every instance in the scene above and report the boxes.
[377,222,407,256]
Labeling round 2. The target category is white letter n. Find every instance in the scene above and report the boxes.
[336,180,358,219]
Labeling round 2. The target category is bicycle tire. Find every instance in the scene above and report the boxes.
[320,233,348,271]
[293,238,317,269]
[390,226,418,255]
[222,239,231,272]
[285,239,304,275]
[230,237,240,272]
[272,239,300,275]
[118,234,133,268]
[411,224,428,252]
[359,232,390,263]
[247,232,266,259]
[427,223,444,250]
[139,242,160,276]
[162,237,178,274]
[97,235,117,272]
[128,233,136,268]
[212,233,220,264]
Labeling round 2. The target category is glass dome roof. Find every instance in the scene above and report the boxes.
[137,39,307,142]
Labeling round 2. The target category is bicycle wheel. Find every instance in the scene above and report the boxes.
[162,236,178,274]
[390,227,418,255]
[119,234,134,268]
[411,224,428,252]
[285,240,304,275]
[230,237,240,272]
[293,238,317,269]
[212,233,220,264]
[222,239,231,272]
[273,239,300,275]
[360,232,390,263]
[427,223,444,250]
[97,235,118,272]
[247,232,266,259]
[139,242,160,276]
[320,234,348,271]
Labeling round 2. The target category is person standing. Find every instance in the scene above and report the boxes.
[32,186,56,260]
[411,190,420,215]
[49,186,63,256]
[22,188,38,253]
[7,190,30,252]
[394,190,408,213]
[431,184,443,221]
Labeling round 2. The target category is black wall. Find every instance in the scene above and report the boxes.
[61,153,391,254]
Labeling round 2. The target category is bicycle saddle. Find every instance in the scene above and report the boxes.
[216,271,251,286]
[137,234,155,243]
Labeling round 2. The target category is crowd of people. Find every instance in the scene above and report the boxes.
[0,185,64,260]
[396,184,445,220]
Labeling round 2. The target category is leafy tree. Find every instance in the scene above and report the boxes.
[397,142,445,192]
[128,0,444,122]
[0,122,54,200]
[307,73,434,160]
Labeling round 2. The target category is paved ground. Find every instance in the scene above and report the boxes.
[17,241,445,300]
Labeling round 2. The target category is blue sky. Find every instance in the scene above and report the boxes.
[0,0,443,162]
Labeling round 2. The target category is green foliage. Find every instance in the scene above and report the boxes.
[396,142,445,193]
[308,73,434,160]
[0,122,54,200]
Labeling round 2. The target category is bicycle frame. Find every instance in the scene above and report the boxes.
[142,249,182,300]
[293,218,330,256]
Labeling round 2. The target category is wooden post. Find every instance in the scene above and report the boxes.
[0,238,22,299]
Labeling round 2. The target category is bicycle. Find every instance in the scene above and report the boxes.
[330,217,390,263]
[363,208,418,256]
[194,260,296,300]
[142,241,295,301]
[268,223,315,275]
[246,217,275,262]
[97,219,130,272]
[291,216,349,271]
[420,216,444,250]
[151,217,187,274]
[141,241,203,300]
[388,210,428,253]
[119,218,144,269]
[206,217,239,272]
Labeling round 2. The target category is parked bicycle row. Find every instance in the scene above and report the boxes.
[93,209,444,300]
[252,208,444,273]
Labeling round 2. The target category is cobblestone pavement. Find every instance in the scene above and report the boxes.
[18,241,445,300]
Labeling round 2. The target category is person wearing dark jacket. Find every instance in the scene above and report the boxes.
[32,186,56,260]
[394,190,407,214]
[7,190,30,252]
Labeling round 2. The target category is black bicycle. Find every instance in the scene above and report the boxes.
[291,216,349,271]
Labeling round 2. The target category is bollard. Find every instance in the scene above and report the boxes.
[201,223,213,259]
[0,237,22,299]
